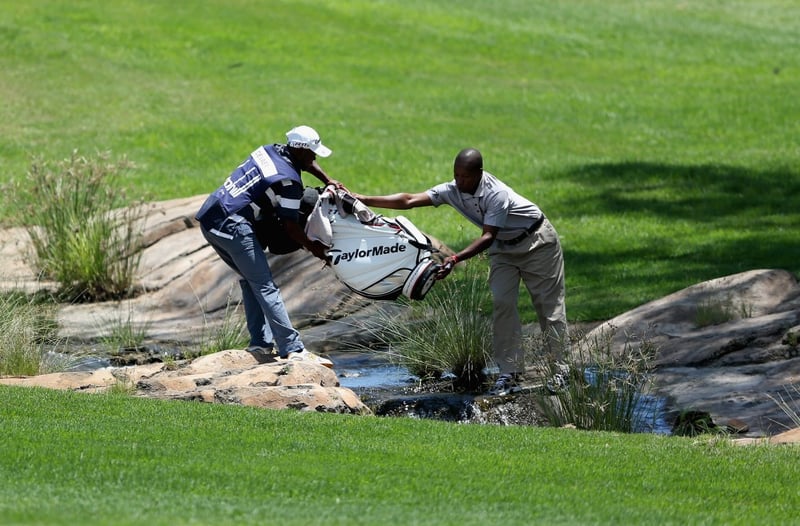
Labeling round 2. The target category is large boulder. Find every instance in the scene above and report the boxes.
[583,269,800,437]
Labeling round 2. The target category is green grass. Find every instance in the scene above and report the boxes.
[1,386,798,526]
[2,0,798,321]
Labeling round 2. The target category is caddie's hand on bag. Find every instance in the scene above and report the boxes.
[308,240,330,263]
[436,255,458,280]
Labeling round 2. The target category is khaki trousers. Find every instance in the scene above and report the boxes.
[488,218,568,375]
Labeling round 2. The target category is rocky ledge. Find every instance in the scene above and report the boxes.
[585,268,800,438]
[0,349,369,415]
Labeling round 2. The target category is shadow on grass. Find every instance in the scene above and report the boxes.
[554,162,800,320]
[560,161,800,222]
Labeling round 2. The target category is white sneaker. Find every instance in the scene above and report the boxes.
[286,349,334,369]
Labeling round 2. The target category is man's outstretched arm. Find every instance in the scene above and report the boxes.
[353,191,433,210]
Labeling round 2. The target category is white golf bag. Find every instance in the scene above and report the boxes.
[305,187,440,300]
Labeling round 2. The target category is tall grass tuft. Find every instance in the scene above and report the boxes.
[368,261,493,390]
[106,370,137,396]
[99,302,151,353]
[695,295,753,328]
[0,292,62,376]
[198,287,248,356]
[767,384,800,429]
[17,151,147,302]
[533,326,657,433]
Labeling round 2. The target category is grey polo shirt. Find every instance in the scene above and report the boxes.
[426,171,543,241]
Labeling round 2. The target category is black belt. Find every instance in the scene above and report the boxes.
[502,215,545,245]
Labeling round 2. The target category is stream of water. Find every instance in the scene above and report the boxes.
[331,351,673,434]
[54,347,671,433]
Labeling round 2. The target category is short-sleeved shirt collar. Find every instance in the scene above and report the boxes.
[426,171,543,240]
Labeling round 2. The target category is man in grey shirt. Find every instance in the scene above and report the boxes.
[354,148,569,396]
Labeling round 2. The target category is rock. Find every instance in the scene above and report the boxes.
[1,350,370,415]
[732,427,800,446]
[0,369,120,393]
[0,362,164,392]
[769,427,800,444]
[583,269,800,437]
[724,418,750,435]
[214,384,366,414]
[133,349,370,415]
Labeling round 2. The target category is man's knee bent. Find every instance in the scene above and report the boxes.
[493,293,518,315]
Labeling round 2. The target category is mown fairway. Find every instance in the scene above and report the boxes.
[2,386,800,526]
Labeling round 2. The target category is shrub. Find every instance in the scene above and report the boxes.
[0,292,63,376]
[368,259,493,390]
[533,325,658,433]
[17,151,146,302]
[695,295,753,328]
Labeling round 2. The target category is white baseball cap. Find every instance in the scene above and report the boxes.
[285,125,332,157]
